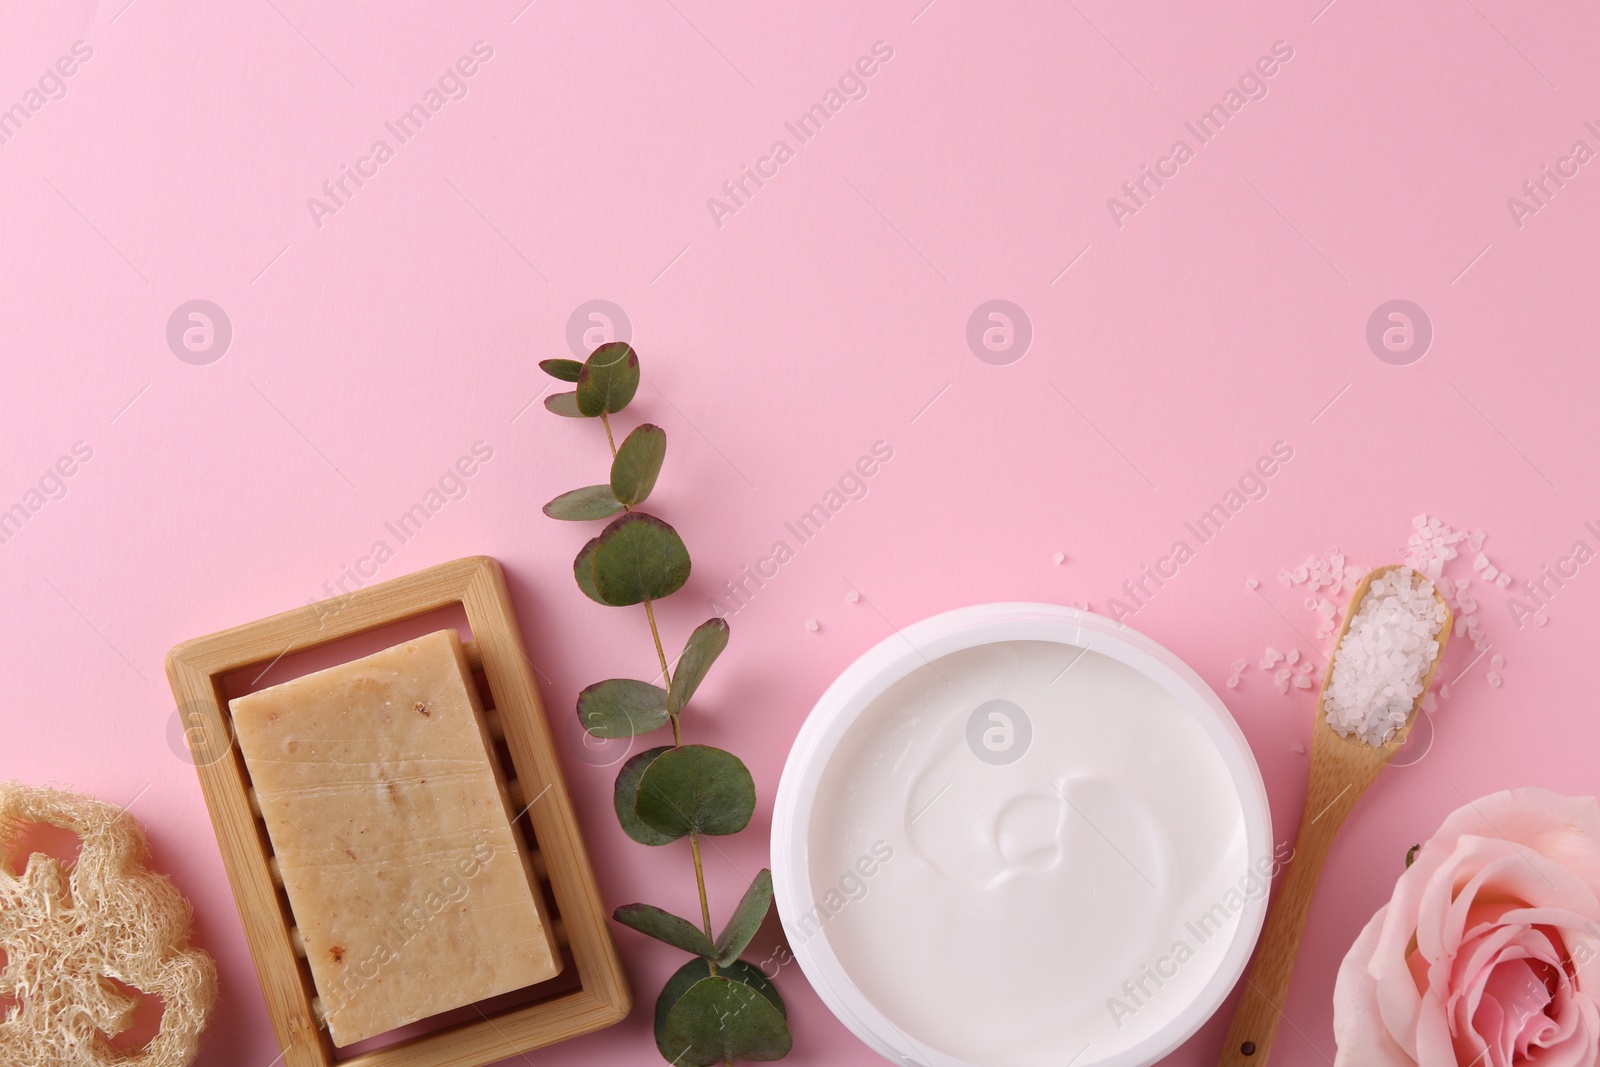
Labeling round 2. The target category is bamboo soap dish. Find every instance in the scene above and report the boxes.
[165,556,630,1067]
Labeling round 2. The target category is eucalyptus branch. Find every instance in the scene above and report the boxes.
[539,345,790,1065]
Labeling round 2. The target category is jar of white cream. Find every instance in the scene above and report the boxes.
[772,604,1272,1067]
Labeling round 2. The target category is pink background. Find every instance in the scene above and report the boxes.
[3,0,1597,1063]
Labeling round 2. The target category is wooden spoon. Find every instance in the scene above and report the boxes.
[1217,564,1451,1065]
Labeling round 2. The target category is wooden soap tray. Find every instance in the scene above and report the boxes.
[165,556,630,1067]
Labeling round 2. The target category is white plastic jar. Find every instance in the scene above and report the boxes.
[771,604,1271,1067]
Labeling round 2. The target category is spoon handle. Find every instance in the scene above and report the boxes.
[1217,746,1383,1065]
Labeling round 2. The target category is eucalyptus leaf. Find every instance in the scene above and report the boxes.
[614,903,714,959]
[655,958,785,1060]
[713,869,773,967]
[573,538,607,606]
[544,484,623,521]
[615,747,681,846]
[576,342,640,416]
[636,744,755,839]
[658,974,793,1065]
[539,358,583,382]
[610,423,667,507]
[591,512,691,606]
[669,618,729,715]
[545,391,587,418]
[577,678,669,738]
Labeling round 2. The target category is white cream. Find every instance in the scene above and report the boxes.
[805,640,1250,1066]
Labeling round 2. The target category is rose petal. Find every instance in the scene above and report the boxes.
[1334,904,1417,1067]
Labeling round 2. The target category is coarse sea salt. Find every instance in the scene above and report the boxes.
[1323,567,1447,746]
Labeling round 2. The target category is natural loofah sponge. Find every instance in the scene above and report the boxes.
[0,781,217,1066]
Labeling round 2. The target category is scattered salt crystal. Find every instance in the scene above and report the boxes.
[1274,668,1292,684]
[1473,553,1489,571]
[847,590,861,603]
[1535,612,1549,627]
[1263,647,1283,668]
[1232,659,1248,673]
[1279,570,1292,585]
[1317,599,1336,619]
[1323,567,1446,746]
[805,618,819,632]
[1297,660,1314,674]
[1496,573,1511,588]
[1052,551,1066,565]
[1226,675,1239,688]
[1487,671,1502,688]
[1491,654,1504,669]
[1292,674,1312,689]
[1482,564,1498,580]
[1291,740,1306,754]
[1421,692,1437,713]
[1440,683,1451,699]
[1286,649,1300,665]
[1475,640,1488,651]
[1458,594,1478,614]
[1304,596,1318,611]
[1246,577,1259,590]
[1293,566,1308,583]
[1413,515,1428,529]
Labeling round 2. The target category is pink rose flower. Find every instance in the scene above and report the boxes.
[1334,788,1600,1067]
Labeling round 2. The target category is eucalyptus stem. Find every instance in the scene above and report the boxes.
[544,345,790,1063]
[642,598,681,745]
[605,412,712,961]
[690,832,717,976]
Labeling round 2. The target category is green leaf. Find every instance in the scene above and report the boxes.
[614,903,715,958]
[669,618,729,715]
[573,538,607,606]
[615,747,681,846]
[713,869,773,967]
[578,679,669,738]
[539,358,583,382]
[655,959,786,1062]
[610,423,667,507]
[591,512,691,606]
[544,484,623,521]
[636,744,755,839]
[658,973,793,1065]
[576,342,640,416]
[545,391,587,418]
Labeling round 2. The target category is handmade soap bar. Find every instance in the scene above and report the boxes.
[231,629,561,1047]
